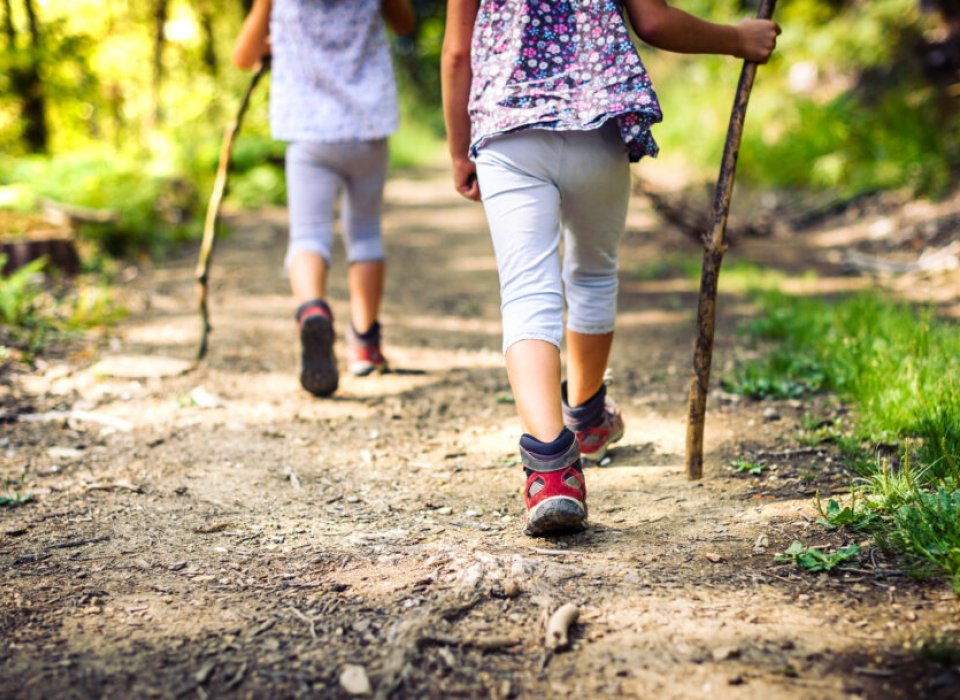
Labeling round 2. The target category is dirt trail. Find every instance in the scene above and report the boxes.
[2,170,959,699]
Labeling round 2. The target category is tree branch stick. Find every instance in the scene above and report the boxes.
[195,59,269,360]
[685,0,777,480]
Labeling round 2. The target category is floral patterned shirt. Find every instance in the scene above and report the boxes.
[269,0,398,142]
[468,0,662,161]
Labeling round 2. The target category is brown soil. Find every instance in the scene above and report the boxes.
[2,170,960,699]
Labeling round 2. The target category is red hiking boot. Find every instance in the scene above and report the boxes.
[520,430,587,537]
[562,382,624,463]
[347,322,389,376]
[297,300,338,397]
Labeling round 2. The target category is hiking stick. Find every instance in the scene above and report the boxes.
[685,0,777,480]
[195,58,270,361]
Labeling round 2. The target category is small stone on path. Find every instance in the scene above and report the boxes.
[339,664,372,696]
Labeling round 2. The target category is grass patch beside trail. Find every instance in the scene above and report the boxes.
[0,255,125,358]
[726,292,960,589]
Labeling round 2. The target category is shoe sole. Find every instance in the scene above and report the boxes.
[300,316,338,397]
[580,424,625,463]
[348,360,389,377]
[523,496,587,537]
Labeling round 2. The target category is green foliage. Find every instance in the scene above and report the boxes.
[816,495,878,531]
[0,491,34,508]
[65,285,127,329]
[724,356,826,399]
[1,151,200,256]
[738,291,960,589]
[643,0,958,196]
[730,458,766,476]
[0,254,124,355]
[776,540,861,572]
[0,255,46,326]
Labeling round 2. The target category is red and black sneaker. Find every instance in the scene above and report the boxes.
[521,433,587,537]
[562,382,624,463]
[347,322,389,377]
[297,300,338,397]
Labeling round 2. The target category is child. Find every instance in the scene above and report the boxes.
[441,0,779,536]
[233,0,415,397]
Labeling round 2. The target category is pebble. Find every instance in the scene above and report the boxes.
[339,665,372,696]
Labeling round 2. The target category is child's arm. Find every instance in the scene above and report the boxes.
[382,0,415,37]
[441,0,481,202]
[232,0,271,70]
[624,0,780,62]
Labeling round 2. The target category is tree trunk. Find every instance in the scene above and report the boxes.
[150,0,169,128]
[2,0,14,45]
[199,0,218,76]
[4,0,49,152]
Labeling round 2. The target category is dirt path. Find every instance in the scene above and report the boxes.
[2,170,958,699]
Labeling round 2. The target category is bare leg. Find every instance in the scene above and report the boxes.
[348,260,384,333]
[505,339,564,442]
[289,251,329,305]
[565,330,614,406]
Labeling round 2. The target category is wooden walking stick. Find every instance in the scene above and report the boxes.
[685,0,778,479]
[195,58,270,361]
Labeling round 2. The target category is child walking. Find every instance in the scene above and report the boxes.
[233,0,414,397]
[442,0,778,536]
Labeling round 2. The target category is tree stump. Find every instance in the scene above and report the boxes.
[0,211,80,276]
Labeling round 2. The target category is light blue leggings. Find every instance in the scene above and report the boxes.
[284,139,388,267]
[475,123,631,353]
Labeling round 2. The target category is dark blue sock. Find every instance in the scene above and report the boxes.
[562,382,606,430]
[520,427,575,456]
[353,320,380,343]
[296,298,332,324]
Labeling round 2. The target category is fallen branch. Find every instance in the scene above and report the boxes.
[685,0,778,480]
[842,240,960,275]
[195,58,270,361]
[39,196,121,226]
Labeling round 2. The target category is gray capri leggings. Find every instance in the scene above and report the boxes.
[284,139,389,267]
[475,122,631,353]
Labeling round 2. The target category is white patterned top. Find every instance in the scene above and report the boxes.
[269,0,399,142]
[468,0,662,162]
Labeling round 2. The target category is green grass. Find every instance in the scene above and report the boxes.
[730,291,960,589]
[0,255,125,356]
[0,491,34,508]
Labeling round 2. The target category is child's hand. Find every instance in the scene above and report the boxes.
[453,157,480,201]
[735,19,780,63]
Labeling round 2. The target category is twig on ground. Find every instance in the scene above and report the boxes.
[287,606,317,640]
[544,603,579,652]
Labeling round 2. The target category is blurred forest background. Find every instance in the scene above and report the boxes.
[0,0,958,263]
